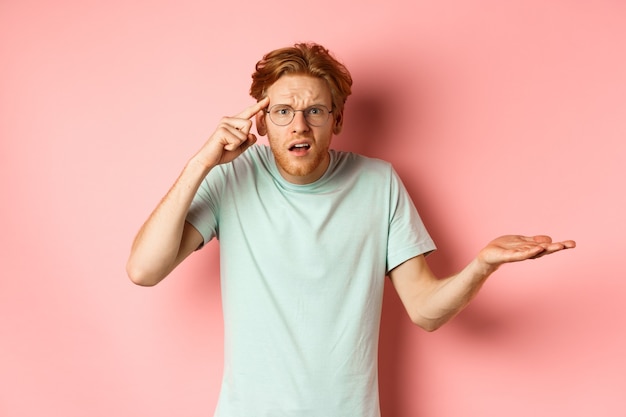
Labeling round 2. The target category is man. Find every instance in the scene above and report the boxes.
[127,43,575,416]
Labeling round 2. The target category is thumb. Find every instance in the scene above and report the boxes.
[238,133,257,153]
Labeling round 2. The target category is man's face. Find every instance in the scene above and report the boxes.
[256,74,338,185]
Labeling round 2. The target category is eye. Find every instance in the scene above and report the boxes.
[272,106,293,116]
[306,107,325,115]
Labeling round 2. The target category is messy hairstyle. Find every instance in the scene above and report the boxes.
[250,43,353,117]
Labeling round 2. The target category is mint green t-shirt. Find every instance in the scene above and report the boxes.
[186,145,435,417]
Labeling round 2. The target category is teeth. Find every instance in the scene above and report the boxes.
[289,143,310,151]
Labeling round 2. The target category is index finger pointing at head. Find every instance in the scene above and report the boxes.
[235,96,270,120]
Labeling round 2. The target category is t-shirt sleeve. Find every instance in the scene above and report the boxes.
[185,169,223,248]
[386,168,436,273]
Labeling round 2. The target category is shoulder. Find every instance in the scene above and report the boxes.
[330,150,395,181]
[197,145,271,195]
[229,144,271,168]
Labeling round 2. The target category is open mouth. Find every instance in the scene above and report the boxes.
[289,143,311,152]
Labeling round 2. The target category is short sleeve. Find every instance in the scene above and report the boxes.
[386,168,436,273]
[185,168,225,248]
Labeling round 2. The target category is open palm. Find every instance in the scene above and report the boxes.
[478,235,576,266]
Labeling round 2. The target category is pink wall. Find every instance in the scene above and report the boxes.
[2,0,624,416]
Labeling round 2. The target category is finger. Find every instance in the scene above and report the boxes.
[561,240,576,249]
[234,96,270,120]
[532,237,576,250]
[215,124,247,150]
[240,133,258,151]
[531,235,553,244]
[219,122,248,141]
[224,139,243,151]
[225,132,257,153]
[222,117,254,135]
[545,240,576,252]
[531,240,576,258]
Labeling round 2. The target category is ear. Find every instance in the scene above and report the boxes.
[332,110,344,135]
[255,110,267,136]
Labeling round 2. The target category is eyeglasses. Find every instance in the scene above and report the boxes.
[266,104,333,127]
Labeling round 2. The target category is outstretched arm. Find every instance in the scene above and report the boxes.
[388,235,576,331]
[126,98,269,286]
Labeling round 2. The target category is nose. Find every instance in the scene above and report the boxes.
[290,110,310,133]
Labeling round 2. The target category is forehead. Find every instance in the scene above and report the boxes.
[266,74,331,105]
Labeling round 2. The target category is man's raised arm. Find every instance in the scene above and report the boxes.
[126,98,269,286]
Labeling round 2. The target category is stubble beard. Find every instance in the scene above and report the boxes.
[270,142,330,180]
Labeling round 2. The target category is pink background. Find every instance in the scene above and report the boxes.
[2,0,625,416]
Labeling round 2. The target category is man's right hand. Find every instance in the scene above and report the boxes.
[193,97,270,169]
[127,97,270,286]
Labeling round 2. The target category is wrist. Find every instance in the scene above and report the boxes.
[186,154,216,176]
[472,255,500,278]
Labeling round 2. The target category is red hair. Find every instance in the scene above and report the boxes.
[250,43,353,118]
